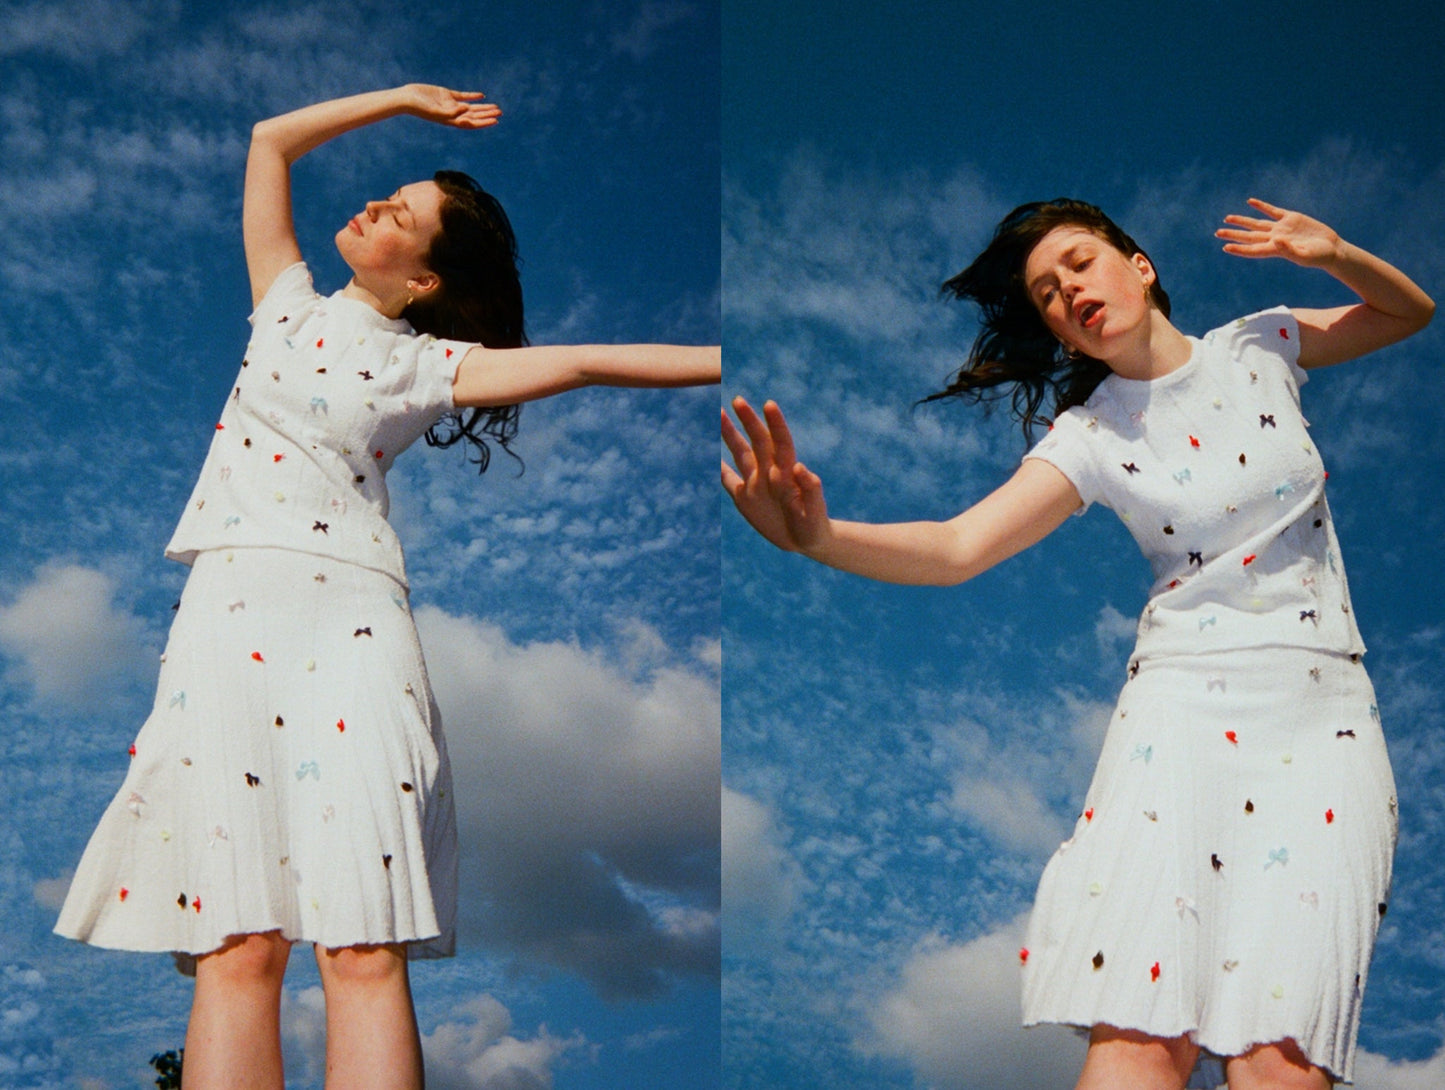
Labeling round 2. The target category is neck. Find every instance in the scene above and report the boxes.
[1102,309,1192,381]
[341,278,408,319]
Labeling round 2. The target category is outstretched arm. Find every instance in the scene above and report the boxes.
[451,343,720,407]
[721,397,1081,586]
[1217,198,1434,368]
[243,84,501,305]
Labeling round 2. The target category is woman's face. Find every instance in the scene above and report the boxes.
[335,180,446,300]
[1022,225,1156,359]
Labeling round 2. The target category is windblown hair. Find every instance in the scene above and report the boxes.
[405,170,527,473]
[923,198,1170,440]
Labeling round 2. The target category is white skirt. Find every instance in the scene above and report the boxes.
[1021,646,1396,1085]
[55,547,457,965]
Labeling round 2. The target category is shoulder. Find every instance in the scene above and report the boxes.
[1203,306,1299,359]
[249,262,319,328]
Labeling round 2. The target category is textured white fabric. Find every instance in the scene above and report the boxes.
[55,547,458,960]
[59,266,470,963]
[1025,308,1364,660]
[1017,310,1397,1083]
[166,262,470,586]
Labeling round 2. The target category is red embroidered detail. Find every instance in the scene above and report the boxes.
[1225,730,1238,745]
[336,718,346,733]
[273,453,284,462]
[316,338,325,349]
[194,895,202,913]
[374,450,384,459]
[1168,579,1181,588]
[1279,328,1289,339]
[1150,961,1161,982]
[215,423,225,430]
[128,743,137,758]
[1019,947,1030,965]
[446,347,454,359]
[1189,435,1200,448]
[1084,808,1094,822]
[251,651,265,662]
[1326,809,1335,824]
[119,887,129,902]
[1242,554,1256,565]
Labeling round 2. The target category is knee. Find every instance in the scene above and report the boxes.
[1228,1039,1331,1089]
[316,942,409,990]
[196,931,291,986]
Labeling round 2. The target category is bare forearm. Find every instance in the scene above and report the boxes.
[455,343,719,407]
[803,518,975,585]
[1320,239,1435,328]
[252,86,417,164]
[572,343,720,388]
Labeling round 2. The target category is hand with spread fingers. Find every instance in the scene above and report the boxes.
[721,396,831,554]
[1216,197,1342,268]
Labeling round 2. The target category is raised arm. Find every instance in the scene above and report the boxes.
[1217,198,1434,368]
[451,343,720,407]
[243,84,501,305]
[721,397,1081,586]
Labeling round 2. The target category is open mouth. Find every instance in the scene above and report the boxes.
[1078,301,1103,327]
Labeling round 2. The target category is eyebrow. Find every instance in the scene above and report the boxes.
[1026,242,1090,293]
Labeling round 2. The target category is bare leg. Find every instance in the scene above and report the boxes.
[1226,1039,1332,1090]
[1076,1024,1199,1090]
[314,942,424,1090]
[184,931,292,1090]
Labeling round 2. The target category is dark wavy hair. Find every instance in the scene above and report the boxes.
[404,170,527,473]
[923,198,1170,440]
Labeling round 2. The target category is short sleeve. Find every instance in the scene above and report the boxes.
[1223,306,1307,390]
[1022,408,1101,513]
[249,262,319,328]
[409,334,469,420]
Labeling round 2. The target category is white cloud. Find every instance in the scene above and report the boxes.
[415,606,719,998]
[721,785,805,948]
[861,915,1086,1090]
[1353,1043,1445,1090]
[0,563,155,713]
[424,995,587,1090]
[31,871,72,912]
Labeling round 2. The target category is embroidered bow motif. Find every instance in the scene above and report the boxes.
[296,760,321,781]
[1198,616,1217,631]
[1206,675,1226,692]
[310,397,328,414]
[1121,462,1140,475]
[1173,468,1192,484]
[354,627,372,638]
[227,600,245,612]
[168,691,186,710]
[1260,414,1276,428]
[1336,728,1355,738]
[1188,551,1203,567]
[224,515,241,528]
[1274,481,1295,499]
[1265,847,1290,869]
[125,791,146,816]
[1130,744,1153,763]
[1299,610,1317,623]
[313,521,329,534]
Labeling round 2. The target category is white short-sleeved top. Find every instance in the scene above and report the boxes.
[1024,307,1364,659]
[166,263,471,585]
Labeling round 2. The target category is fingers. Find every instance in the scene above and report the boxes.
[1246,196,1288,218]
[730,396,776,466]
[720,460,744,496]
[721,407,757,476]
[762,400,798,469]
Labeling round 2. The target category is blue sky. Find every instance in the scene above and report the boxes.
[722,3,1445,1089]
[0,2,718,1087]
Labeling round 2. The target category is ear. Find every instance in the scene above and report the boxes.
[1133,252,1156,290]
[407,272,442,301]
